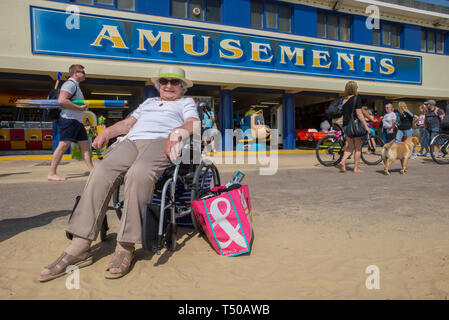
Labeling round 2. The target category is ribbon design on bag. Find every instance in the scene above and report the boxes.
[209,197,248,249]
[238,189,252,223]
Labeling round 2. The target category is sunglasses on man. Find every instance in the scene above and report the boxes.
[159,78,181,86]
[76,70,86,74]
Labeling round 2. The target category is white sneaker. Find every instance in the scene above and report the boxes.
[410,154,417,159]
[426,152,431,157]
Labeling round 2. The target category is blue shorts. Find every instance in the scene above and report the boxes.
[58,117,88,143]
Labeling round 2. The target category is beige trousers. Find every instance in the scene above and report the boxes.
[66,138,171,244]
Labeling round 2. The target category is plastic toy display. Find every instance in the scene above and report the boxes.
[235,107,271,151]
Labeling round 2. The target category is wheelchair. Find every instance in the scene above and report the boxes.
[66,137,221,255]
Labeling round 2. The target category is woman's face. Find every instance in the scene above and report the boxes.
[159,78,183,101]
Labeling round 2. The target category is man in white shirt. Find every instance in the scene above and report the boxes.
[47,64,93,181]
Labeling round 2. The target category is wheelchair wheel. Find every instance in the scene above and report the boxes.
[112,186,123,220]
[190,160,221,234]
[100,216,109,242]
[142,205,160,252]
[164,223,177,252]
[66,195,81,240]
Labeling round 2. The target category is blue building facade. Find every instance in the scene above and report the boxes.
[1,0,448,150]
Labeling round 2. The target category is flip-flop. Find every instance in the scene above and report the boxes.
[39,251,93,282]
[104,249,135,280]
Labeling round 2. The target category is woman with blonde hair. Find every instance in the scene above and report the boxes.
[416,104,429,156]
[395,101,418,158]
[339,81,371,173]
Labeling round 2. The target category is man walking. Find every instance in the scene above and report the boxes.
[424,99,445,156]
[48,64,93,181]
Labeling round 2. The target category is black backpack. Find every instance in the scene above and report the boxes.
[326,97,344,118]
[46,79,77,121]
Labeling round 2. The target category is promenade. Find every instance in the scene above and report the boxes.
[1,153,448,299]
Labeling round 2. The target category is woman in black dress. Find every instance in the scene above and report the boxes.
[339,81,371,173]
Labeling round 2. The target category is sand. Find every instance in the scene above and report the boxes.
[1,153,449,299]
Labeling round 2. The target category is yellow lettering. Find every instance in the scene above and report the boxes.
[379,58,395,75]
[312,50,331,68]
[279,46,305,66]
[137,29,173,53]
[250,42,273,63]
[183,34,210,56]
[359,55,376,72]
[90,25,128,49]
[337,53,355,70]
[219,39,243,60]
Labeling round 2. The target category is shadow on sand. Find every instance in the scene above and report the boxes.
[0,210,71,243]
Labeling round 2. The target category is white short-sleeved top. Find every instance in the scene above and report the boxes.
[127,97,199,141]
[59,78,85,123]
[382,112,397,129]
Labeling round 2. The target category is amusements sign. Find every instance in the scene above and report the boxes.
[30,6,422,84]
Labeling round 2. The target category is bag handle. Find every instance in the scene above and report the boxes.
[351,95,358,121]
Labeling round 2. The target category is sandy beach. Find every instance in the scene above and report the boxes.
[1,153,449,299]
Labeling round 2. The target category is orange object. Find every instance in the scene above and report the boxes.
[42,129,53,150]
[25,128,42,150]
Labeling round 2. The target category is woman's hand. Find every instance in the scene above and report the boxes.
[165,130,183,162]
[92,131,109,150]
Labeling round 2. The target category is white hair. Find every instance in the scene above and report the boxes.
[154,79,188,96]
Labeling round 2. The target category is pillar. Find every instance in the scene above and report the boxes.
[282,93,296,150]
[143,85,159,101]
[219,89,234,151]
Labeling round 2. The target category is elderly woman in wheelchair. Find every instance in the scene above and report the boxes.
[39,66,219,282]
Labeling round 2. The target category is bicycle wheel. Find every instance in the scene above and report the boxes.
[430,133,449,164]
[361,135,384,165]
[315,135,344,167]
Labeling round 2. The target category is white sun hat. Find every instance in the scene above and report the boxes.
[151,65,193,88]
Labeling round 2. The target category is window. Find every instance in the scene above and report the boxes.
[279,6,291,33]
[265,3,277,29]
[250,1,292,33]
[373,22,401,48]
[250,1,263,28]
[172,0,187,18]
[316,11,351,41]
[317,12,326,38]
[71,0,134,10]
[421,29,446,54]
[171,0,222,22]
[117,0,134,10]
[189,0,204,20]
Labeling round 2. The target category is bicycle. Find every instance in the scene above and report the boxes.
[315,124,385,167]
[429,132,449,164]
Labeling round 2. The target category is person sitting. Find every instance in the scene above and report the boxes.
[320,118,331,133]
[39,66,199,282]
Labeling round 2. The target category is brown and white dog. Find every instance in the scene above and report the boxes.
[381,136,420,175]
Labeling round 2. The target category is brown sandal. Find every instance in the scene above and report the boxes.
[104,249,135,279]
[39,251,93,282]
